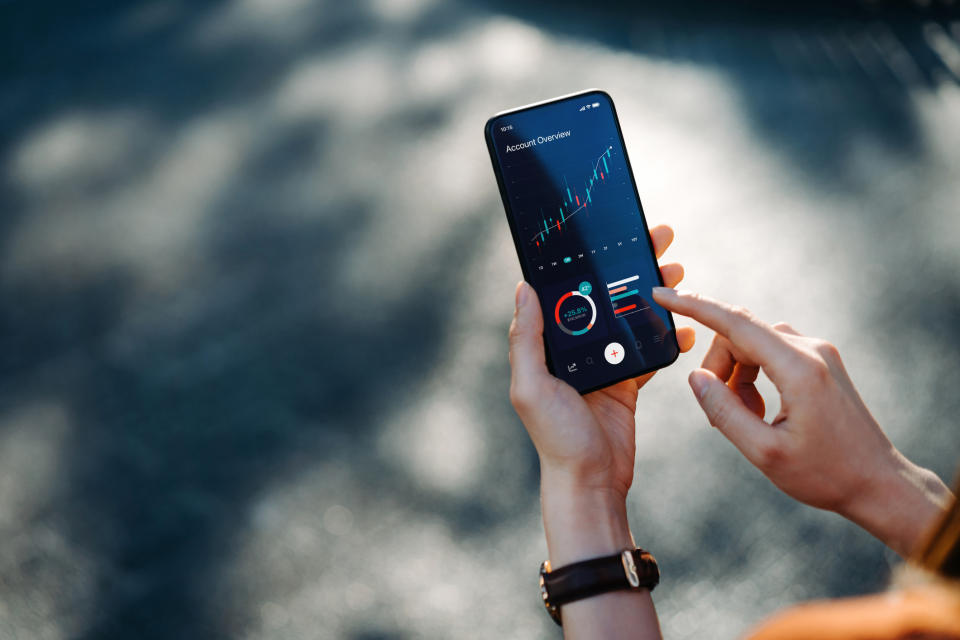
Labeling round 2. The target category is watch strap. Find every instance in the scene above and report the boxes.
[539,548,659,625]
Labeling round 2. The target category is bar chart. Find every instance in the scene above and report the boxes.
[606,274,649,318]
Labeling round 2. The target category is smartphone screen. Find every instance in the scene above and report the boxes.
[485,90,679,394]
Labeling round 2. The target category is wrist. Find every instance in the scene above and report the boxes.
[540,467,635,568]
[841,450,953,556]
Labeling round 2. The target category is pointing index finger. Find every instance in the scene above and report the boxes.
[652,288,798,380]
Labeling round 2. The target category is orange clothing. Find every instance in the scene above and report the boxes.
[747,586,960,640]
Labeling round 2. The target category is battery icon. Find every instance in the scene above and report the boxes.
[592,102,600,108]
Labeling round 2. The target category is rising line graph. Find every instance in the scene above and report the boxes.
[528,145,614,246]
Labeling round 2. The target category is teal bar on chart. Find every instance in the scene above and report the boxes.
[610,289,639,302]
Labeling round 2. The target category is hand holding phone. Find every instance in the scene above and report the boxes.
[486,90,681,394]
[508,228,694,503]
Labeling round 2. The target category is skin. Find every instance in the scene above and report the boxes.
[507,225,953,638]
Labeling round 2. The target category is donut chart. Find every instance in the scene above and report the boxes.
[554,290,597,336]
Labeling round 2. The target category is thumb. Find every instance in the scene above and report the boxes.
[508,282,550,406]
[688,368,778,467]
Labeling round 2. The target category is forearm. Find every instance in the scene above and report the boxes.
[540,468,662,640]
[841,450,953,557]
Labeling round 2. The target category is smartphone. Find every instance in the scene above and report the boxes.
[485,89,679,394]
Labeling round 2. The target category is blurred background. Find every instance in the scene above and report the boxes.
[2,1,959,638]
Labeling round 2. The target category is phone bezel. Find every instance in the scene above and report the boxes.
[484,88,680,395]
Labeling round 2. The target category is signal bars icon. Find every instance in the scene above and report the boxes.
[579,102,602,112]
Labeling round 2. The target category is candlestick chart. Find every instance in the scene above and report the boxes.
[503,139,645,267]
[529,145,614,247]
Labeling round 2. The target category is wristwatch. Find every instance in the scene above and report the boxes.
[538,548,660,625]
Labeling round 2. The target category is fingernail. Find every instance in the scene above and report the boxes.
[652,286,675,296]
[688,369,709,400]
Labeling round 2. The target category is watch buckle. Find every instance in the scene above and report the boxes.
[539,560,561,624]
[621,550,640,588]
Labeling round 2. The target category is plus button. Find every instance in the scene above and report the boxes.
[604,342,625,365]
